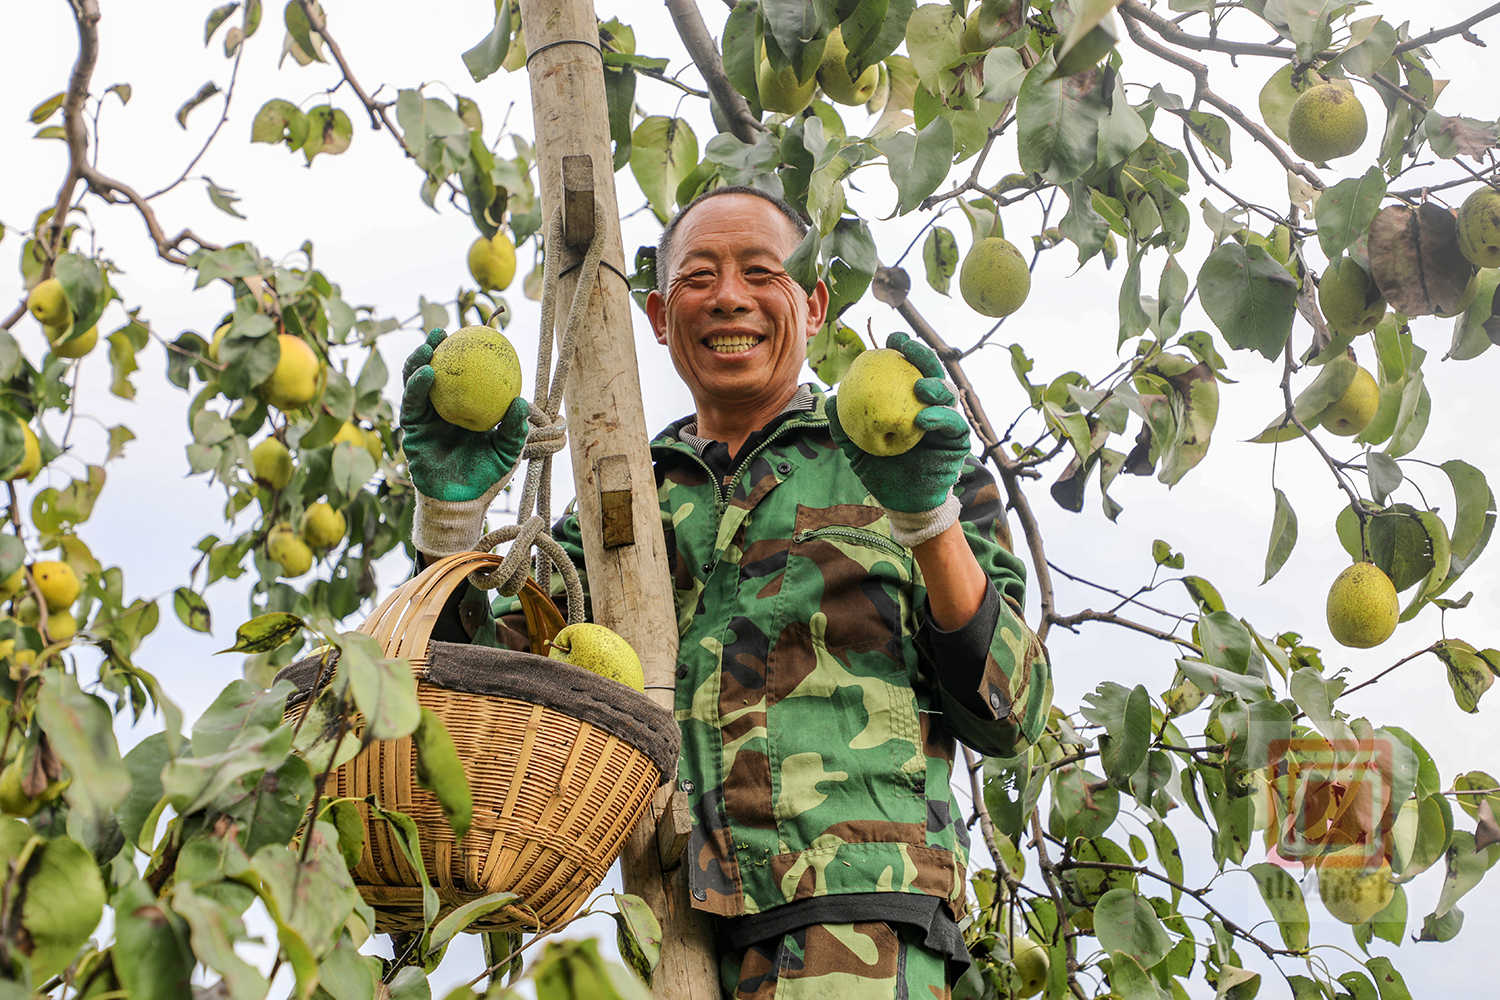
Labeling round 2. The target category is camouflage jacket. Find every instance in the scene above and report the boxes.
[508,386,1050,919]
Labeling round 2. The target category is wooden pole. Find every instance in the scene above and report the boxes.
[517,1,721,996]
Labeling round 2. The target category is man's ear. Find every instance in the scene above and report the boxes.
[804,279,830,340]
[645,289,668,345]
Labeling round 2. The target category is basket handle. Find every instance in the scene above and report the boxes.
[359,552,565,661]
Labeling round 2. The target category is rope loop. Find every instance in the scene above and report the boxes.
[464,202,606,626]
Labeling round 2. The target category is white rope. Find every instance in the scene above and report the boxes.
[466,206,606,625]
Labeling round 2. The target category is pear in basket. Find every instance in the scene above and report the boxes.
[548,623,645,692]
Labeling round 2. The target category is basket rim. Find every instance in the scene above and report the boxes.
[275,643,680,782]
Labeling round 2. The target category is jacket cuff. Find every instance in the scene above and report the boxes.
[922,582,1050,758]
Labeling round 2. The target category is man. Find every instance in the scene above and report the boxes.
[402,187,1051,999]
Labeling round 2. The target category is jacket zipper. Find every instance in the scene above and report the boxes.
[792,525,908,560]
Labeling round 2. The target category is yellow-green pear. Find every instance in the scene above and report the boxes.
[756,45,818,115]
[0,566,25,600]
[428,326,523,432]
[260,335,323,410]
[47,324,97,359]
[26,278,70,328]
[360,427,383,465]
[32,561,78,612]
[548,622,645,691]
[1318,257,1385,337]
[250,437,294,490]
[300,501,347,550]
[1457,186,1500,268]
[467,232,517,291]
[45,610,77,642]
[959,236,1031,318]
[1326,562,1398,649]
[331,421,363,449]
[207,322,231,362]
[6,425,40,482]
[1288,83,1367,162]
[837,349,926,456]
[1007,935,1049,999]
[268,524,313,578]
[1319,365,1379,437]
[1317,845,1394,925]
[817,28,879,106]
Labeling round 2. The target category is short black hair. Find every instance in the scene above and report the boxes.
[655,185,809,294]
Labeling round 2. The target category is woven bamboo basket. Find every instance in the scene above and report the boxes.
[278,551,679,934]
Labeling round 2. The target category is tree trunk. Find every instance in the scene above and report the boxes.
[518,1,721,996]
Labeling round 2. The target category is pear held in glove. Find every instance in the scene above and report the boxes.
[428,326,524,432]
[837,349,927,456]
[548,623,645,692]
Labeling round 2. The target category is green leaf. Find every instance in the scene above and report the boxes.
[29,92,65,124]
[1317,167,1385,259]
[1095,683,1151,788]
[119,732,172,848]
[36,671,130,818]
[171,884,270,1000]
[922,226,958,295]
[461,0,512,84]
[303,105,353,162]
[1434,639,1494,713]
[217,611,304,654]
[426,891,522,960]
[173,586,212,633]
[903,4,963,94]
[1440,460,1496,580]
[112,880,194,998]
[1093,888,1172,967]
[878,116,953,214]
[1248,862,1309,951]
[1368,451,1402,506]
[251,822,357,959]
[413,707,472,841]
[175,81,222,129]
[283,0,324,61]
[611,892,663,985]
[55,252,110,336]
[11,834,107,981]
[367,801,439,927]
[1017,54,1109,184]
[338,632,419,741]
[1197,242,1299,360]
[720,0,761,109]
[1263,487,1298,583]
[1435,829,1500,917]
[162,723,294,815]
[251,98,309,149]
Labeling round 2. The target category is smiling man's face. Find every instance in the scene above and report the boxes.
[646,193,827,417]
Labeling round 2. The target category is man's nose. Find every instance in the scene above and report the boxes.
[708,271,753,312]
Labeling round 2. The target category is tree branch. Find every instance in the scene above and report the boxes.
[664,0,765,144]
[295,0,464,201]
[1047,608,1201,651]
[1118,0,1294,59]
[1396,3,1500,53]
[145,44,246,201]
[1118,3,1324,190]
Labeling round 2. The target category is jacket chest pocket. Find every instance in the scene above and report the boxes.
[779,504,913,658]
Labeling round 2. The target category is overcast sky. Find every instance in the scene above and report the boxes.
[3,1,1499,996]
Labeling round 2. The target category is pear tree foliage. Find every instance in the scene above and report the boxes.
[3,0,1500,997]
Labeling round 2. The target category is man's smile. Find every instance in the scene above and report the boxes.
[703,333,765,355]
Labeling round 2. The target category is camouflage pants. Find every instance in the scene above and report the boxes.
[719,921,950,1000]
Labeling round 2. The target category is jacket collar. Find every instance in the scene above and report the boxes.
[650,383,829,458]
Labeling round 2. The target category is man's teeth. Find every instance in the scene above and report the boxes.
[707,335,758,354]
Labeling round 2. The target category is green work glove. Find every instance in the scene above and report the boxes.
[826,332,970,548]
[401,328,530,556]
